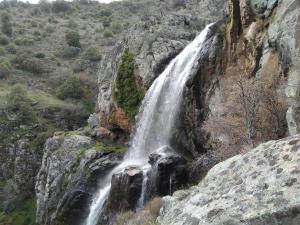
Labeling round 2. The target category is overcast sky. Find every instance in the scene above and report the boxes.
[4,0,121,4]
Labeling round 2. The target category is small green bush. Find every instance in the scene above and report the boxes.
[56,76,88,100]
[7,85,31,111]
[0,59,12,79]
[51,0,71,13]
[7,85,36,124]
[103,29,113,38]
[30,20,38,27]
[102,16,111,28]
[0,35,9,45]
[1,13,12,36]
[0,47,5,56]
[45,25,55,33]
[14,37,34,46]
[100,9,112,17]
[115,48,144,120]
[35,52,45,59]
[33,30,41,36]
[111,21,122,34]
[82,46,101,62]
[67,19,77,29]
[13,51,45,74]
[6,44,17,54]
[65,30,81,48]
[61,46,80,58]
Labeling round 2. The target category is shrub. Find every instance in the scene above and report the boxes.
[1,13,12,36]
[6,44,17,54]
[13,51,45,74]
[102,16,111,28]
[65,30,81,48]
[61,46,80,58]
[35,52,45,59]
[115,48,144,120]
[56,76,88,100]
[100,9,112,17]
[103,29,113,38]
[67,19,78,29]
[0,47,5,56]
[0,35,9,45]
[30,20,38,27]
[111,21,122,34]
[7,85,31,110]
[14,37,34,46]
[45,25,55,33]
[33,30,41,36]
[82,46,101,62]
[0,59,12,79]
[51,0,71,13]
[7,85,36,124]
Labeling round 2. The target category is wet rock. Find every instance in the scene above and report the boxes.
[35,134,123,225]
[97,166,143,225]
[149,146,188,197]
[158,135,300,225]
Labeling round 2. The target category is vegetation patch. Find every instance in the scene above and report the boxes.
[0,198,36,225]
[0,58,12,79]
[82,46,102,62]
[65,30,81,48]
[93,141,127,153]
[115,48,144,120]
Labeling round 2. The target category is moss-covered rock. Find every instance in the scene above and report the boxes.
[114,48,144,120]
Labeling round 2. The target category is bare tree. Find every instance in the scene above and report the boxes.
[236,78,260,146]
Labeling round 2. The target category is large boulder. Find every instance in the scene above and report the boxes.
[35,133,123,225]
[148,147,188,197]
[97,166,143,225]
[158,135,300,225]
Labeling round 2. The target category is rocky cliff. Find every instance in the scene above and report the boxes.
[2,0,300,224]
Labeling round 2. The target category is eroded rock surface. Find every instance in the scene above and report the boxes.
[35,133,123,225]
[158,135,300,225]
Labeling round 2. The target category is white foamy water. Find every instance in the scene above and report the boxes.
[85,23,214,225]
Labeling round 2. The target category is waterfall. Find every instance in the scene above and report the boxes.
[84,23,214,225]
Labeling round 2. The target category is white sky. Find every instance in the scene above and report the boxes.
[3,0,121,4]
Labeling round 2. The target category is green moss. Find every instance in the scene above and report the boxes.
[0,198,37,225]
[93,141,127,153]
[115,48,144,120]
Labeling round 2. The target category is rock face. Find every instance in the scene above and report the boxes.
[158,135,300,225]
[97,0,228,132]
[35,133,123,225]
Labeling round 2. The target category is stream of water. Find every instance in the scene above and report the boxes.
[85,23,214,225]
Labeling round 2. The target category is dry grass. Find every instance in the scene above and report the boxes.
[113,198,162,225]
[144,197,163,218]
[113,210,158,225]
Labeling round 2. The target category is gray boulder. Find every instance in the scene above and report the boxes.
[158,135,300,225]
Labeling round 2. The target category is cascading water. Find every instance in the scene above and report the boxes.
[85,23,214,225]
